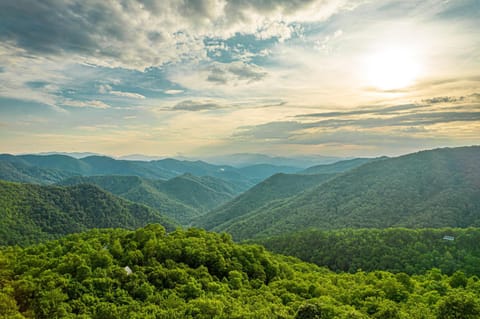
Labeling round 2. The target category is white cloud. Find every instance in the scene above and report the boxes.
[164,89,184,95]
[0,0,359,70]
[62,99,111,109]
[99,84,146,99]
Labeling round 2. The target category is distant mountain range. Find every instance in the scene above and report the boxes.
[204,146,480,240]
[0,154,302,189]
[0,180,176,245]
[26,151,343,168]
[2,146,479,243]
[197,153,342,168]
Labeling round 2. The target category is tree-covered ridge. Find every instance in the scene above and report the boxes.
[0,157,74,184]
[300,157,381,175]
[58,174,241,225]
[0,153,301,190]
[0,180,176,245]
[213,146,480,240]
[1,225,480,318]
[254,228,480,276]
[196,173,335,230]
[154,173,242,212]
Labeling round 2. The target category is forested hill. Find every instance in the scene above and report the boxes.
[1,225,479,318]
[0,180,176,245]
[254,228,480,276]
[58,174,240,225]
[195,173,336,230]
[0,156,75,184]
[300,157,381,175]
[212,146,480,240]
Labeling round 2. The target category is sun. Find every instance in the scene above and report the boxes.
[364,47,421,91]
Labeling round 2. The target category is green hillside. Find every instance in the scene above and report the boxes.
[58,174,240,225]
[301,157,381,175]
[0,159,74,184]
[1,225,479,318]
[254,228,480,276]
[0,180,176,245]
[155,174,240,212]
[196,173,336,230]
[212,146,480,240]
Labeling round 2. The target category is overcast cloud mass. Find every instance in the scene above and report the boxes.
[0,0,479,157]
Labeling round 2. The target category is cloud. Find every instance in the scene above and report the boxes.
[0,0,356,70]
[62,99,111,109]
[171,100,224,112]
[236,121,314,139]
[297,94,480,119]
[422,93,480,104]
[206,61,267,85]
[235,97,480,146]
[164,89,184,95]
[296,104,423,119]
[109,90,146,99]
[98,84,145,99]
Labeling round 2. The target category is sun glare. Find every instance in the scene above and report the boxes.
[364,47,421,91]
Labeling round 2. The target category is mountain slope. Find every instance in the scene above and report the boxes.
[237,164,300,182]
[154,173,240,212]
[301,157,380,175]
[59,174,239,224]
[196,173,336,230]
[0,180,176,245]
[213,146,480,240]
[0,158,74,184]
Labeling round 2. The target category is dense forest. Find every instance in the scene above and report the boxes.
[1,225,480,318]
[0,180,176,245]
[210,146,480,240]
[254,228,480,276]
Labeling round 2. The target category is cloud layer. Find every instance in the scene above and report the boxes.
[0,0,479,157]
[0,0,356,70]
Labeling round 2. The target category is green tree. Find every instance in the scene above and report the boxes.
[436,292,480,319]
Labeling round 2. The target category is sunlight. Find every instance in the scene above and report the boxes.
[364,47,421,91]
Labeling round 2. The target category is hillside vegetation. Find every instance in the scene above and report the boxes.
[254,228,480,276]
[0,157,74,184]
[212,146,480,240]
[1,225,479,318]
[0,180,176,245]
[58,174,239,225]
[196,173,335,230]
[300,157,380,175]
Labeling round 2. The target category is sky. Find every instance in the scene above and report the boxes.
[0,0,479,158]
